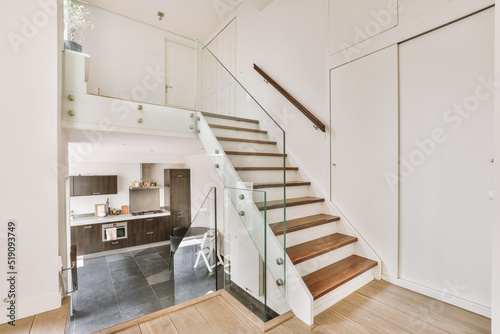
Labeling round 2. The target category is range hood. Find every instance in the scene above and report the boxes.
[129,163,159,190]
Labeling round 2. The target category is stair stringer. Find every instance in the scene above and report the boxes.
[196,112,315,326]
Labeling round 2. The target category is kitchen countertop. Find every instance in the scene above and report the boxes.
[71,210,170,227]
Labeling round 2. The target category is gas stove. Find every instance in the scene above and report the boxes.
[130,210,164,216]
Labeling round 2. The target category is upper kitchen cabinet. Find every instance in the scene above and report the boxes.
[70,175,118,197]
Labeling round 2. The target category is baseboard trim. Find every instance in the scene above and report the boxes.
[382,275,491,318]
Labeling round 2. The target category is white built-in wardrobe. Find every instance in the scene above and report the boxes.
[331,7,493,315]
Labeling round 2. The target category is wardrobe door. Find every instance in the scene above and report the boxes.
[399,9,494,308]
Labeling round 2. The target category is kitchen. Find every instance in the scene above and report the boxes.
[64,132,222,333]
[69,163,190,256]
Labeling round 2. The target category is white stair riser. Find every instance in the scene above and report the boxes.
[266,202,324,224]
[203,116,261,130]
[220,141,278,153]
[295,244,355,277]
[238,170,301,183]
[229,155,288,168]
[276,222,338,248]
[313,270,375,317]
[211,128,270,141]
[251,186,312,202]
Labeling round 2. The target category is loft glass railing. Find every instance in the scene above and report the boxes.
[195,40,289,320]
[223,187,291,322]
[172,187,219,302]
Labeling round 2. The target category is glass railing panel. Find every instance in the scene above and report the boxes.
[197,114,286,297]
[223,187,291,322]
[195,40,287,305]
[172,187,219,302]
[62,91,196,136]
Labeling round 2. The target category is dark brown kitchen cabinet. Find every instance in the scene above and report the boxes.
[170,169,191,230]
[70,175,118,197]
[102,239,128,251]
[71,224,102,255]
[128,216,170,247]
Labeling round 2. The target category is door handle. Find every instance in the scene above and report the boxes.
[166,85,173,92]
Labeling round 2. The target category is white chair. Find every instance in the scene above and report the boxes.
[194,229,223,272]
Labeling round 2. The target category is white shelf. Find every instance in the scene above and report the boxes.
[129,186,162,190]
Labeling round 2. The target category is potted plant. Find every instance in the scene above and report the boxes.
[64,0,93,52]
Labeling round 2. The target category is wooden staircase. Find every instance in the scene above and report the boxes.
[202,111,379,322]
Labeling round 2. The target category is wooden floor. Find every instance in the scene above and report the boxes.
[0,296,71,334]
[98,280,491,334]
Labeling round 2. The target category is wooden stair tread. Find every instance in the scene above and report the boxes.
[270,214,340,236]
[235,166,298,171]
[226,151,286,157]
[217,137,277,145]
[202,112,259,124]
[209,124,268,134]
[303,255,378,300]
[256,196,324,211]
[253,181,311,189]
[287,233,358,265]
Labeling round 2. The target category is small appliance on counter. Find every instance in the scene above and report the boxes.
[121,205,129,214]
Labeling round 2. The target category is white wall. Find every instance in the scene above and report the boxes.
[0,0,62,321]
[492,3,500,332]
[216,0,330,195]
[80,3,194,106]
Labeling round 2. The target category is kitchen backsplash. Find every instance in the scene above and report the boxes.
[129,188,161,212]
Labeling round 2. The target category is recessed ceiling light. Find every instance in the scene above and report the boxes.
[158,11,164,20]
[123,144,127,146]
[149,149,154,152]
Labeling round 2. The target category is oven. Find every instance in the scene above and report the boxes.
[102,222,127,242]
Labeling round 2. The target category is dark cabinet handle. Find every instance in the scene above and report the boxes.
[84,226,92,229]
[147,231,154,235]
[111,241,119,245]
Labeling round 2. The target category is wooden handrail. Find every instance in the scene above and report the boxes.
[253,64,326,132]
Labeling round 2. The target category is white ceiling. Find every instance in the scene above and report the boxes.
[66,129,204,159]
[81,0,240,42]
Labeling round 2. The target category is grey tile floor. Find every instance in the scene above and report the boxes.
[70,244,218,334]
